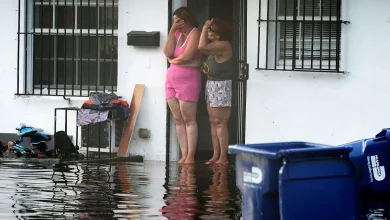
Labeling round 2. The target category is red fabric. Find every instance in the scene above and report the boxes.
[82,99,129,108]
[83,100,94,105]
[109,99,129,107]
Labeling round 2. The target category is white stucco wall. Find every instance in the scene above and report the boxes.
[0,0,169,161]
[117,0,168,161]
[246,0,390,145]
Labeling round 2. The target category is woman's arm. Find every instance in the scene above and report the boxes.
[163,32,176,58]
[198,20,212,54]
[199,41,229,56]
[163,20,184,58]
[167,29,201,65]
[168,58,201,68]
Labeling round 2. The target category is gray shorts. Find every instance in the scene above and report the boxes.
[205,80,232,107]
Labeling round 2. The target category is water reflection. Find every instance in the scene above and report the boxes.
[160,164,200,219]
[0,160,387,219]
[201,165,234,219]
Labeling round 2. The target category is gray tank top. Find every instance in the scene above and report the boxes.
[201,56,234,81]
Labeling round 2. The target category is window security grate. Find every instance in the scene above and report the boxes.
[17,0,118,97]
[256,0,345,72]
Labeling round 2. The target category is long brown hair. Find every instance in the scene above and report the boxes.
[173,7,199,28]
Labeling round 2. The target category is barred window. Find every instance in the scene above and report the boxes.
[17,0,118,96]
[256,0,344,72]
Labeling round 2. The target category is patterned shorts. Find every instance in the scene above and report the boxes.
[205,80,232,107]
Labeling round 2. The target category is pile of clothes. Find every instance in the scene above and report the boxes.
[77,92,130,126]
[1,123,53,158]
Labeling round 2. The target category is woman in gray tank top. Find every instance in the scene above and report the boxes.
[198,18,233,165]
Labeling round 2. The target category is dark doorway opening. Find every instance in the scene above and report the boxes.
[187,0,236,161]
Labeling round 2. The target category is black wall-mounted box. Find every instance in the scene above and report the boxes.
[127,31,160,47]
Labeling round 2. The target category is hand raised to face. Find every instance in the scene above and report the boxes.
[202,19,214,30]
[170,16,185,34]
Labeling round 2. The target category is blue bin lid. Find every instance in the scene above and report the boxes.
[374,128,390,142]
[228,141,352,159]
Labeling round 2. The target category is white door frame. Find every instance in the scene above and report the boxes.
[168,0,187,162]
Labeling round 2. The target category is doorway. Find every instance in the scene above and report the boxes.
[187,0,247,161]
[167,0,248,162]
[186,0,234,161]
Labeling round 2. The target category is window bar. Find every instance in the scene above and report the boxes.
[65,109,68,134]
[301,0,306,69]
[273,0,279,69]
[265,0,270,69]
[64,0,68,96]
[76,110,79,153]
[240,4,243,64]
[17,0,21,95]
[72,0,76,96]
[283,0,287,70]
[235,83,239,143]
[310,0,315,69]
[336,0,341,72]
[79,0,83,96]
[87,125,89,160]
[56,0,59,95]
[88,0,91,95]
[241,86,244,143]
[54,109,57,156]
[110,0,115,93]
[96,0,99,93]
[239,106,243,142]
[48,0,52,95]
[98,122,101,159]
[319,0,324,70]
[65,109,69,157]
[103,0,107,92]
[241,84,244,143]
[297,0,301,62]
[244,0,248,62]
[40,0,44,95]
[237,6,240,71]
[328,0,332,70]
[256,0,261,69]
[292,0,297,70]
[109,120,112,158]
[243,82,247,143]
[24,0,28,94]
[32,0,36,95]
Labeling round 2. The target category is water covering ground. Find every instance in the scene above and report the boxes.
[0,160,387,219]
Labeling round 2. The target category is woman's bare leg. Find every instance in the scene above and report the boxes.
[167,98,188,164]
[209,107,231,165]
[179,100,198,164]
[205,104,220,164]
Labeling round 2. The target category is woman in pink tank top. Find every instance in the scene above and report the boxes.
[163,7,202,164]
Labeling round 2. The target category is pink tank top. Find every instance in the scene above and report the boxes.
[173,28,202,62]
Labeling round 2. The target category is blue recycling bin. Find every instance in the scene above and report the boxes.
[278,146,359,220]
[228,142,359,220]
[338,128,390,195]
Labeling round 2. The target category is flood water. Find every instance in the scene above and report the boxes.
[0,160,388,219]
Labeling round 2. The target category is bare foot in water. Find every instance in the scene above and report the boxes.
[184,158,195,164]
[215,159,229,165]
[178,157,187,164]
[204,157,219,165]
